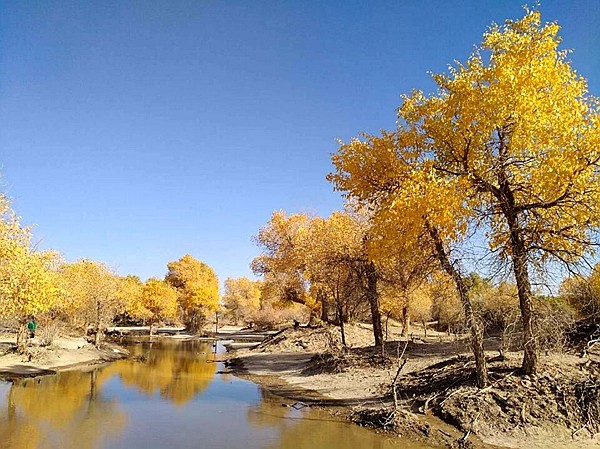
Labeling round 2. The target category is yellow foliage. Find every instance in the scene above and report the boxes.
[303,210,365,299]
[222,277,262,324]
[253,208,374,322]
[560,263,600,319]
[399,9,600,264]
[165,254,219,318]
[59,259,120,329]
[430,273,464,332]
[0,194,61,320]
[116,275,146,320]
[251,211,317,311]
[140,278,178,325]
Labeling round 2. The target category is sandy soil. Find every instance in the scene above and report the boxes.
[227,322,600,449]
[233,322,469,402]
[0,333,127,378]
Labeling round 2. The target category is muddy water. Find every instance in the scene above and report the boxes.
[0,340,435,449]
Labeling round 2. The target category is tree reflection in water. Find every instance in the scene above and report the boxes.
[0,340,430,449]
[1,370,126,449]
[0,340,216,448]
[104,340,217,405]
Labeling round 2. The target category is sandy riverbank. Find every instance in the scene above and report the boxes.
[0,333,128,379]
[226,323,600,449]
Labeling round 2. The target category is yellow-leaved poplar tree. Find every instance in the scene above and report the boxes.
[140,278,178,334]
[251,212,320,318]
[398,8,600,374]
[165,255,219,332]
[253,209,385,346]
[60,259,120,346]
[306,209,384,347]
[329,133,489,386]
[222,277,261,325]
[0,194,62,350]
[116,275,146,323]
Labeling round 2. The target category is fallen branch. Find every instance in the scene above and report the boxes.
[392,340,409,409]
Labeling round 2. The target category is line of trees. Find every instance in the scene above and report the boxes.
[251,8,600,387]
[251,208,385,347]
[0,192,219,350]
[332,8,600,383]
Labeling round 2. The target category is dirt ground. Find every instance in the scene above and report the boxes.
[0,333,128,379]
[227,321,600,449]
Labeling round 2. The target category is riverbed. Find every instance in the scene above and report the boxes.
[0,339,436,449]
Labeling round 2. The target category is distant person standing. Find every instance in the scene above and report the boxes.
[27,318,37,339]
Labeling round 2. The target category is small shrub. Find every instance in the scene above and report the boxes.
[535,296,575,351]
[38,320,62,347]
[251,303,307,329]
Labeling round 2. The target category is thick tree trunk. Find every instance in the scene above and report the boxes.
[428,224,489,388]
[488,166,538,374]
[365,261,384,347]
[510,232,538,374]
[401,305,410,337]
[94,328,103,348]
[16,322,28,354]
[319,289,329,323]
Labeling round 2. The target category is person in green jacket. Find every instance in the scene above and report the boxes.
[27,318,37,339]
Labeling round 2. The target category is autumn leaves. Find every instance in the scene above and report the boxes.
[1,7,598,388]
[334,10,600,378]
[254,9,600,384]
[0,202,220,347]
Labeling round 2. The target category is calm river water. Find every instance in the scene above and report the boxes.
[0,340,435,449]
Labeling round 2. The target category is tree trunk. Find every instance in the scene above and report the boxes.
[365,261,384,347]
[428,223,489,388]
[385,314,390,341]
[401,305,410,337]
[319,289,329,323]
[336,302,347,348]
[422,320,428,338]
[510,231,538,374]
[94,328,103,348]
[308,307,319,325]
[16,321,28,353]
[489,167,538,374]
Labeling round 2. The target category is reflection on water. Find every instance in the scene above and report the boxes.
[0,340,435,449]
[104,340,218,406]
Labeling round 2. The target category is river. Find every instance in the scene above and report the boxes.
[0,339,435,449]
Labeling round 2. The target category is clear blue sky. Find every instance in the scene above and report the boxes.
[1,1,599,283]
